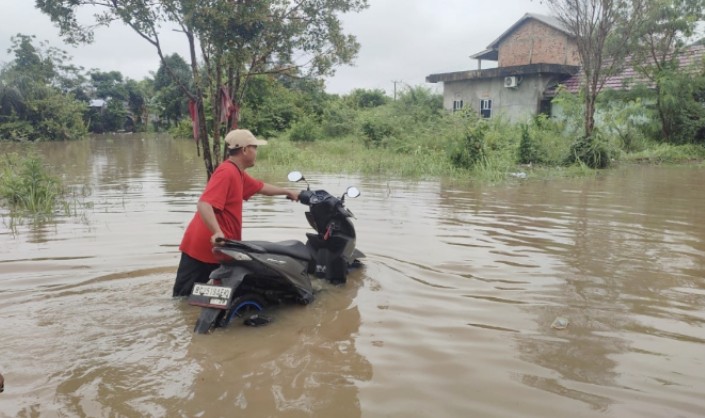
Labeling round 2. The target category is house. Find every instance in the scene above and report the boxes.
[426,13,580,123]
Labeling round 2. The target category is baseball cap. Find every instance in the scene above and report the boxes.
[224,129,268,149]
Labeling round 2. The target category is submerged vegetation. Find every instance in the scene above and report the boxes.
[0,152,64,215]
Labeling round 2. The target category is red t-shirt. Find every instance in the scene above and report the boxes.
[179,161,264,264]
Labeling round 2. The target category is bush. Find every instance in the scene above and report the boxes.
[321,102,357,138]
[346,88,389,108]
[288,116,321,142]
[168,118,196,139]
[0,119,35,141]
[360,117,395,148]
[567,133,614,169]
[518,123,541,164]
[448,121,489,169]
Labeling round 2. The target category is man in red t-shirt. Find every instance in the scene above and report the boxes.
[172,129,299,296]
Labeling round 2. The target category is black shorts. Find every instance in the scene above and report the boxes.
[172,252,219,297]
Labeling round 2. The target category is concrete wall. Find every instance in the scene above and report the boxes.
[498,20,580,67]
[443,73,559,123]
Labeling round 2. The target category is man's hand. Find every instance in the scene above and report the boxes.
[285,190,299,201]
[210,231,225,246]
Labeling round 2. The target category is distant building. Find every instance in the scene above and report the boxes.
[426,13,580,122]
[89,99,107,109]
[427,13,705,123]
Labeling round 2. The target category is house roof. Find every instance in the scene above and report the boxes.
[554,44,705,94]
[470,13,571,61]
[470,48,499,61]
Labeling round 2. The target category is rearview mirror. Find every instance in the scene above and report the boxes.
[287,171,303,182]
[346,186,361,198]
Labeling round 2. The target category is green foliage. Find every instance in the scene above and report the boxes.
[360,115,396,148]
[168,118,195,139]
[567,133,615,169]
[240,76,303,138]
[90,71,127,101]
[518,123,541,164]
[288,116,321,142]
[346,88,389,109]
[393,86,443,121]
[152,54,191,128]
[33,92,88,140]
[448,120,489,169]
[597,92,652,152]
[0,34,87,141]
[321,100,358,138]
[625,142,705,163]
[655,69,705,144]
[550,87,583,136]
[0,152,63,214]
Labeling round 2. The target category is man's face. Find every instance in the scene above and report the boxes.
[242,145,258,167]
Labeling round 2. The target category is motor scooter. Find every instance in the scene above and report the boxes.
[188,171,363,334]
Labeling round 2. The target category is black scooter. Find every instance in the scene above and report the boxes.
[188,171,364,334]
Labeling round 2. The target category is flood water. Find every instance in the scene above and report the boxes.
[1,134,705,417]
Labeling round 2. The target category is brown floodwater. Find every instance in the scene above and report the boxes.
[1,134,704,417]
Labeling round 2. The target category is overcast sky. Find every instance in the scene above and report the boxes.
[0,0,551,95]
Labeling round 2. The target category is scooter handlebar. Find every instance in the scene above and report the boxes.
[298,190,313,205]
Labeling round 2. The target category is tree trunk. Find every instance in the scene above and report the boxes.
[584,92,596,139]
[197,97,213,178]
[655,85,671,142]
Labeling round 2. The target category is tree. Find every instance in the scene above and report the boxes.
[543,1,645,151]
[124,78,150,131]
[89,70,127,101]
[630,0,705,142]
[346,88,389,109]
[36,0,369,178]
[153,53,191,128]
[0,34,86,141]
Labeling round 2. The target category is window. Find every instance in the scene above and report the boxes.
[452,100,464,112]
[480,99,492,118]
[539,99,552,116]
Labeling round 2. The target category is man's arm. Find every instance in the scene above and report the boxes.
[259,183,299,201]
[197,200,225,245]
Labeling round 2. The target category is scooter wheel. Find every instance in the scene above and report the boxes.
[222,294,267,327]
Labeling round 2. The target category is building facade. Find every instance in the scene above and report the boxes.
[426,13,580,123]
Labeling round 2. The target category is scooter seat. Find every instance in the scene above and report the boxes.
[246,240,312,261]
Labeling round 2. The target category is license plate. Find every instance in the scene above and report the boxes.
[188,283,232,308]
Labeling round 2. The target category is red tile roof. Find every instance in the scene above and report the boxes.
[557,45,705,93]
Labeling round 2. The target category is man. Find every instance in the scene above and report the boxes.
[172,129,299,297]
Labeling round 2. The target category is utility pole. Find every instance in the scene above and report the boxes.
[392,80,402,100]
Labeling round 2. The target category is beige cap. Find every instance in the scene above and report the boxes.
[224,129,268,149]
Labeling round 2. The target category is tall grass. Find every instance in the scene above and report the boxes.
[0,152,64,214]
[623,142,705,164]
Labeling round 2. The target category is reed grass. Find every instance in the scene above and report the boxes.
[0,152,64,214]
